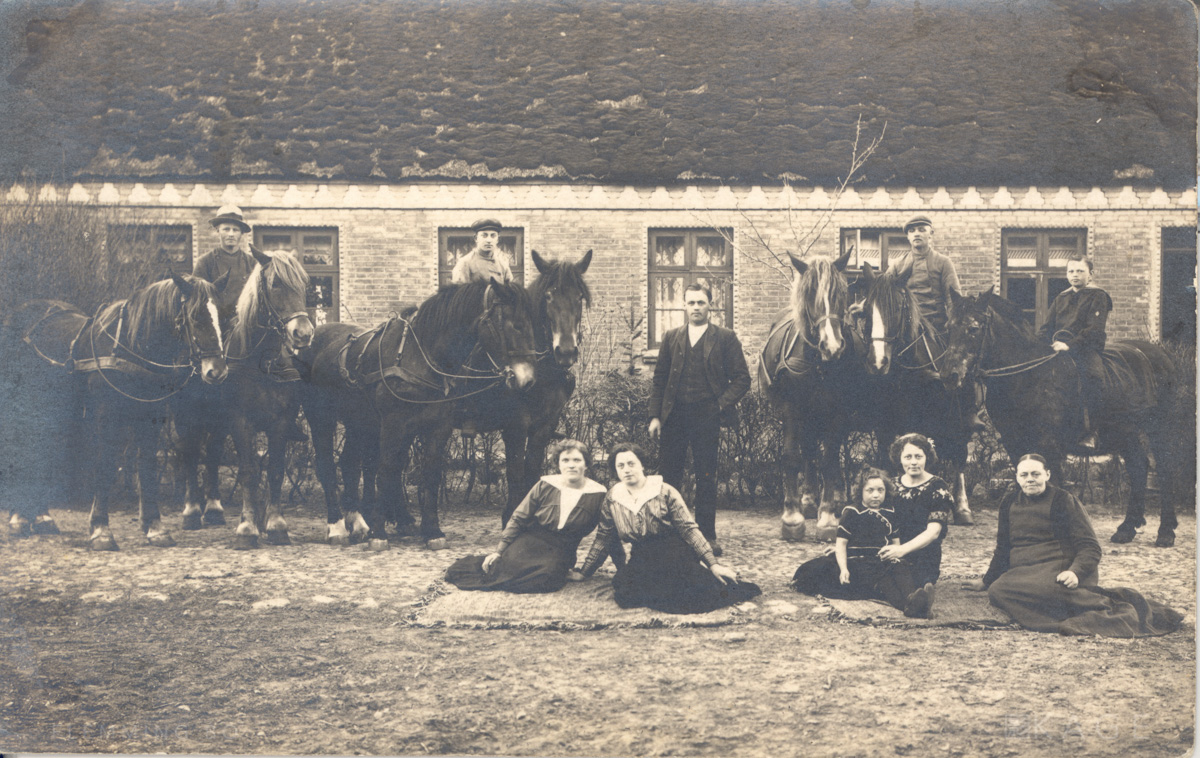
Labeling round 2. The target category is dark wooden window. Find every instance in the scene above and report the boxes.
[1161,226,1197,344]
[108,224,193,275]
[254,227,339,324]
[648,229,733,348]
[839,228,910,272]
[1001,229,1084,328]
[437,227,524,287]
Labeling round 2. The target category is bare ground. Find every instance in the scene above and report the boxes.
[0,493,1195,758]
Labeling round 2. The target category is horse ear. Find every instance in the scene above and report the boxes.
[576,249,593,274]
[892,256,914,286]
[251,245,272,269]
[531,249,551,275]
[787,250,808,275]
[860,263,876,284]
[170,272,194,298]
[948,287,964,309]
[833,247,852,271]
[212,270,231,294]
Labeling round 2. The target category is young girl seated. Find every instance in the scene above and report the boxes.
[791,467,935,618]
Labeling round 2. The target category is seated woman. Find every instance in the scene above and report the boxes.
[880,433,953,593]
[569,442,761,614]
[791,467,934,617]
[964,454,1182,636]
[444,439,608,593]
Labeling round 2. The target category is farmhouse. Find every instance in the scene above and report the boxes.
[1,0,1195,363]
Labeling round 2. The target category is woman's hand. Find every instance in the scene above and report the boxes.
[711,564,739,586]
[877,544,907,563]
[821,544,837,557]
[839,568,851,585]
[481,552,502,573]
[566,569,586,583]
[962,577,987,591]
[1056,570,1079,589]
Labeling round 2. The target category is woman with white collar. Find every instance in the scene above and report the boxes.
[445,439,609,593]
[570,442,761,614]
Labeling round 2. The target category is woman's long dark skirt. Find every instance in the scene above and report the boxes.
[444,529,575,594]
[612,532,761,614]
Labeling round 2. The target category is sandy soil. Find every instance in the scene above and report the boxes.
[0,493,1194,757]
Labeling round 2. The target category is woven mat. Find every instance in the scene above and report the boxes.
[407,577,755,630]
[821,581,1020,630]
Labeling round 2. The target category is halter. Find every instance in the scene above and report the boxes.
[867,290,946,373]
[255,267,311,338]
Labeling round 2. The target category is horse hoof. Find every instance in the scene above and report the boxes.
[31,517,59,536]
[426,537,448,551]
[369,538,390,552]
[328,534,350,547]
[234,533,259,550]
[182,512,203,531]
[8,514,32,537]
[781,522,807,542]
[1155,533,1176,548]
[203,510,226,526]
[89,535,119,552]
[953,510,975,526]
[265,530,291,546]
[147,532,176,548]
[1110,528,1136,544]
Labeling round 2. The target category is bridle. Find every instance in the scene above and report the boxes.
[971,305,1059,378]
[255,268,311,340]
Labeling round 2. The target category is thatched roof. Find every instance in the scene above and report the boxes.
[0,0,1194,188]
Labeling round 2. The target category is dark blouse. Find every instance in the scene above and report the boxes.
[982,484,1102,588]
[837,504,897,558]
[891,475,953,544]
[496,477,607,553]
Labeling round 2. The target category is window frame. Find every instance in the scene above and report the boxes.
[647,228,734,349]
[107,224,194,275]
[253,226,340,324]
[1000,228,1086,329]
[437,227,525,287]
[1160,226,1197,343]
[838,227,910,273]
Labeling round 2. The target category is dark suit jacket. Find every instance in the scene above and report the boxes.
[649,323,751,426]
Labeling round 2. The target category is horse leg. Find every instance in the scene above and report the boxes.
[779,405,806,541]
[500,424,529,527]
[310,408,347,545]
[417,425,452,550]
[86,410,121,551]
[812,436,842,542]
[1147,427,1179,548]
[230,417,262,549]
[353,422,379,543]
[201,422,227,526]
[262,429,290,545]
[1112,438,1150,544]
[175,413,206,531]
[136,422,175,547]
[373,412,414,550]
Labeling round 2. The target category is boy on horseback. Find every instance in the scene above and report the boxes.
[1036,253,1111,448]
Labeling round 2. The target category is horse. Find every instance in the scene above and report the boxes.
[760,249,864,542]
[302,279,538,549]
[858,263,975,526]
[449,249,593,526]
[940,288,1181,547]
[3,274,227,550]
[173,248,314,549]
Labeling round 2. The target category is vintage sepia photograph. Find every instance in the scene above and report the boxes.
[0,0,1196,756]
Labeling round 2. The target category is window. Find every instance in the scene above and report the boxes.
[437,227,524,287]
[254,227,339,324]
[839,228,910,271]
[1161,227,1197,344]
[1001,229,1083,328]
[648,229,733,347]
[108,224,193,275]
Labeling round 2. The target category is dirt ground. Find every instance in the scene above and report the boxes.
[0,490,1195,758]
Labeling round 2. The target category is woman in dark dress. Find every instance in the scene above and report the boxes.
[444,439,608,593]
[964,454,1182,636]
[879,433,953,588]
[569,443,761,614]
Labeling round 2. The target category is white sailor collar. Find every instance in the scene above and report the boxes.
[609,475,665,514]
[540,474,607,494]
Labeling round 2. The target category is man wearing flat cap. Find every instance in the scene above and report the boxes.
[891,215,962,335]
[451,218,514,285]
[194,205,258,325]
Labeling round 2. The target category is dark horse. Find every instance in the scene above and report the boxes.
[3,275,227,550]
[450,249,593,526]
[301,279,537,549]
[760,250,860,542]
[859,263,974,525]
[172,249,314,548]
[941,289,1181,547]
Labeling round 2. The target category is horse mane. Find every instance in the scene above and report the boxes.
[229,251,309,351]
[866,270,933,346]
[980,290,1038,340]
[789,255,848,339]
[124,276,218,348]
[413,279,534,340]
[529,258,592,308]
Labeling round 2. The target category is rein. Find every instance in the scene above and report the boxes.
[975,306,1061,378]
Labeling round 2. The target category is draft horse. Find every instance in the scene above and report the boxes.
[859,263,975,525]
[4,275,227,549]
[450,249,593,526]
[173,248,314,549]
[302,279,537,549]
[941,289,1180,547]
[760,249,861,542]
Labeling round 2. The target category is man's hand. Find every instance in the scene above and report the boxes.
[649,418,662,441]
[1051,341,1070,352]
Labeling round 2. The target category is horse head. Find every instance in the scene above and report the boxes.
[479,280,538,390]
[788,250,850,362]
[862,265,925,376]
[531,248,592,368]
[941,286,995,390]
[232,249,315,355]
[167,273,227,384]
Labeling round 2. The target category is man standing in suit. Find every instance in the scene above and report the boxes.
[649,283,751,556]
